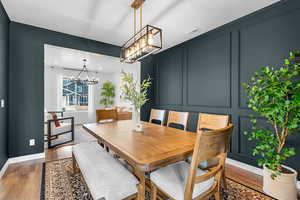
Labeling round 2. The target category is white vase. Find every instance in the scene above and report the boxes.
[263,165,298,200]
[132,109,142,132]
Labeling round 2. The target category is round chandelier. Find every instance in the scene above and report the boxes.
[71,59,99,85]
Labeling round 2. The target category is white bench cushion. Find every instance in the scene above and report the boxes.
[73,142,138,200]
[151,161,214,200]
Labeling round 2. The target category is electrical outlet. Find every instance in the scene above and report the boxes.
[1,99,4,108]
[29,139,35,146]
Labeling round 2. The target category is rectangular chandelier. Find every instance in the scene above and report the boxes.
[120,25,162,63]
[120,0,162,64]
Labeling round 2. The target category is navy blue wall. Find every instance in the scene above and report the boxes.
[143,0,300,177]
[9,22,120,157]
[0,1,9,170]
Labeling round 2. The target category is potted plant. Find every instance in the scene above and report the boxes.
[243,51,300,200]
[100,81,115,108]
[120,71,151,132]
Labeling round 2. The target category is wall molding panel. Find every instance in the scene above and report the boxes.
[144,0,300,178]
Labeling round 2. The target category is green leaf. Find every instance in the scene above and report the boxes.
[284,59,290,65]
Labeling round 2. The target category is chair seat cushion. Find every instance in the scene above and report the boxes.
[151,119,162,125]
[52,123,72,135]
[168,122,184,130]
[150,161,214,200]
[73,142,138,200]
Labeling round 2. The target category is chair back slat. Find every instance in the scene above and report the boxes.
[167,111,189,131]
[149,109,166,125]
[184,124,234,199]
[197,113,229,132]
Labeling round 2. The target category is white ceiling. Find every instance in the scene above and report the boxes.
[44,44,138,73]
[3,0,279,51]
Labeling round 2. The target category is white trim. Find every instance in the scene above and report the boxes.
[8,152,45,164]
[0,152,45,180]
[0,160,9,179]
[226,158,300,191]
[226,158,263,176]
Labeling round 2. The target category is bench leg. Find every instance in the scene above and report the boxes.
[72,154,80,174]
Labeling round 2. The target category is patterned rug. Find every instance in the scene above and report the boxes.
[41,158,275,200]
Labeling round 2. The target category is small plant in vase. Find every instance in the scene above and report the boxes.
[243,51,300,200]
[120,71,151,132]
[100,81,115,108]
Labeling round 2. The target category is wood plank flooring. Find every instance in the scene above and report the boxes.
[0,159,43,200]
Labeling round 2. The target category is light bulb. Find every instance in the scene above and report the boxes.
[128,47,132,57]
[125,49,129,57]
[140,37,146,53]
[135,43,139,53]
[140,38,144,47]
[148,32,153,45]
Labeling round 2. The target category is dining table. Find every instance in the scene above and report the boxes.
[83,120,197,199]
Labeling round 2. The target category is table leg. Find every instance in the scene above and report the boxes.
[135,168,146,200]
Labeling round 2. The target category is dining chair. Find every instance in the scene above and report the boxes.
[149,109,166,125]
[150,124,234,200]
[96,108,118,123]
[196,113,230,189]
[96,109,118,152]
[167,111,189,131]
[197,113,229,132]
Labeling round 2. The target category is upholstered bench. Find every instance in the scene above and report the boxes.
[72,142,141,200]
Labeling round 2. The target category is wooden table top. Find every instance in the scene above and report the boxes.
[83,120,196,171]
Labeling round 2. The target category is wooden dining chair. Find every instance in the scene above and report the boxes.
[150,124,234,200]
[96,109,118,152]
[167,111,189,131]
[196,113,230,188]
[96,109,118,123]
[197,113,229,132]
[149,109,166,125]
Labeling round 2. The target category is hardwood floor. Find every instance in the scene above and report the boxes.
[0,159,43,200]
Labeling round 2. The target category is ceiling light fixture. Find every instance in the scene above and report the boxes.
[120,0,162,63]
[71,59,99,85]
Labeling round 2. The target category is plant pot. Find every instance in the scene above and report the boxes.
[263,165,298,200]
[132,110,143,132]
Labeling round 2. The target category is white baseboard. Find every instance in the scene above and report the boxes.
[0,152,45,179]
[0,160,10,179]
[8,152,45,164]
[226,158,263,176]
[226,158,300,191]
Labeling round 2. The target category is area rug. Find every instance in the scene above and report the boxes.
[41,158,275,200]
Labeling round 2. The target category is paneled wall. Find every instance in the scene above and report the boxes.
[144,0,300,176]
[0,1,9,170]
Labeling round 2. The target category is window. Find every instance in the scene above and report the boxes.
[62,78,89,109]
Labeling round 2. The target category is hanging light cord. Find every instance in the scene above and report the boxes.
[134,8,137,37]
[140,4,142,30]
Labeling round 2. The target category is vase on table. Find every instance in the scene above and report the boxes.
[133,107,142,132]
